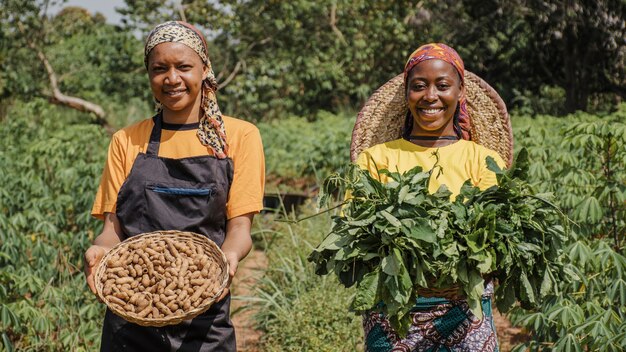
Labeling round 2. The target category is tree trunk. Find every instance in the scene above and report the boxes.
[563,25,589,114]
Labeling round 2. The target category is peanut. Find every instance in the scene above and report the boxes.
[100,234,225,322]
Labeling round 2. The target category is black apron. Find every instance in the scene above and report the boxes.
[100,115,236,352]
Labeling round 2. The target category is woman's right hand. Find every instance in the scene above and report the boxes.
[85,213,123,297]
[84,245,108,295]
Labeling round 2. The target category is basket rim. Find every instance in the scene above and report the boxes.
[95,230,229,327]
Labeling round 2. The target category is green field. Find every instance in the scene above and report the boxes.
[2,1,625,350]
[1,101,625,351]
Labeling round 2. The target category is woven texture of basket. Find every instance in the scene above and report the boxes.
[95,230,229,327]
[350,71,514,167]
[416,285,464,300]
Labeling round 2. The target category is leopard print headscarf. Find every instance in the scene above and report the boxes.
[145,21,228,159]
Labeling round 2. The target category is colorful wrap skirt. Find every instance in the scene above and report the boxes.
[363,283,499,352]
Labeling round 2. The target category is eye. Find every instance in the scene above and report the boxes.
[178,64,192,70]
[151,66,166,73]
[411,83,426,91]
[437,84,450,90]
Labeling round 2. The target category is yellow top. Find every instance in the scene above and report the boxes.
[91,116,265,220]
[356,139,505,198]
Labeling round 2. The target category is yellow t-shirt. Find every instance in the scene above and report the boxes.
[91,116,265,220]
[356,139,505,198]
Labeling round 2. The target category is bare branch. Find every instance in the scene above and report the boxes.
[17,22,114,134]
[215,37,272,89]
[176,1,187,22]
[329,2,347,45]
[217,60,243,90]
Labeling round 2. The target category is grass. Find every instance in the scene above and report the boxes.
[251,203,362,351]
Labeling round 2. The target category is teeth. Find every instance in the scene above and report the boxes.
[421,108,443,114]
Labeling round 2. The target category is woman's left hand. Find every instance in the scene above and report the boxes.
[217,213,254,302]
[217,251,240,301]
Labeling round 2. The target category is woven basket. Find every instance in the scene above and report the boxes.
[350,71,514,167]
[416,285,464,300]
[95,230,229,327]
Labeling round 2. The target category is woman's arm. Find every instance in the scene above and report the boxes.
[217,213,254,301]
[84,212,124,295]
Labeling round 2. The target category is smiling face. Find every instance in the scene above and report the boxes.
[406,59,464,137]
[147,42,207,122]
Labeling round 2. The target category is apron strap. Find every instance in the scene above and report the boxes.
[147,113,162,156]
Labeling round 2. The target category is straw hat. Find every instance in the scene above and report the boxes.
[350,71,513,167]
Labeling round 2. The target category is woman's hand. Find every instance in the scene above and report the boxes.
[84,245,108,295]
[217,251,240,301]
[84,213,123,297]
[217,213,254,302]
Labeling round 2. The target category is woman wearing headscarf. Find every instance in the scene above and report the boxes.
[355,43,509,351]
[83,21,265,351]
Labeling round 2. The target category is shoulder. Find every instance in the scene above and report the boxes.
[356,138,408,167]
[111,117,154,145]
[223,115,260,138]
[458,140,506,167]
[360,138,407,156]
[223,116,263,159]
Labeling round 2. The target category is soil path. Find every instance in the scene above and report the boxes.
[230,248,267,352]
[494,309,529,351]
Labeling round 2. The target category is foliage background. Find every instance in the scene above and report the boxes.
[0,0,625,351]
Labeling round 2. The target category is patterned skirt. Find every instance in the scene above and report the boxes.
[363,283,499,352]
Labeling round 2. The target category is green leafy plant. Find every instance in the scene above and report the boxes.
[508,105,626,351]
[0,100,107,351]
[309,149,571,336]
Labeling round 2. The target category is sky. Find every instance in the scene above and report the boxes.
[48,0,127,24]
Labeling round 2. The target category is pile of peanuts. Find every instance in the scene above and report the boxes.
[100,236,224,321]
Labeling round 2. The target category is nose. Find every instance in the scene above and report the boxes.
[164,68,181,85]
[424,85,438,102]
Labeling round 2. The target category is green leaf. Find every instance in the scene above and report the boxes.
[485,155,504,174]
[380,210,402,228]
[520,271,536,305]
[382,248,402,276]
[313,232,343,251]
[397,185,410,204]
[352,269,380,311]
[407,219,436,243]
[572,196,603,223]
[465,270,484,316]
[609,279,626,306]
[553,333,583,352]
[540,268,553,297]
[1,332,14,352]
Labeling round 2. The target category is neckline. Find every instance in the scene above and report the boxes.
[400,138,462,149]
[152,115,199,131]
[407,135,459,141]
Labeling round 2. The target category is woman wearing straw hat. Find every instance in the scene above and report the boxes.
[353,43,513,351]
[83,21,265,351]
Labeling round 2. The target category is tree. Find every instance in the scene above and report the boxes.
[525,0,626,113]
[116,0,449,120]
[0,0,149,129]
[425,0,626,114]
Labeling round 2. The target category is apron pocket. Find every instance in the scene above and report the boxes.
[144,183,216,232]
[148,186,214,196]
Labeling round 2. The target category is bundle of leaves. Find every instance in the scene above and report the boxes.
[308,149,572,336]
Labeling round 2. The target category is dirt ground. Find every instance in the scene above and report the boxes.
[230,249,266,352]
[230,249,529,352]
[494,309,529,351]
